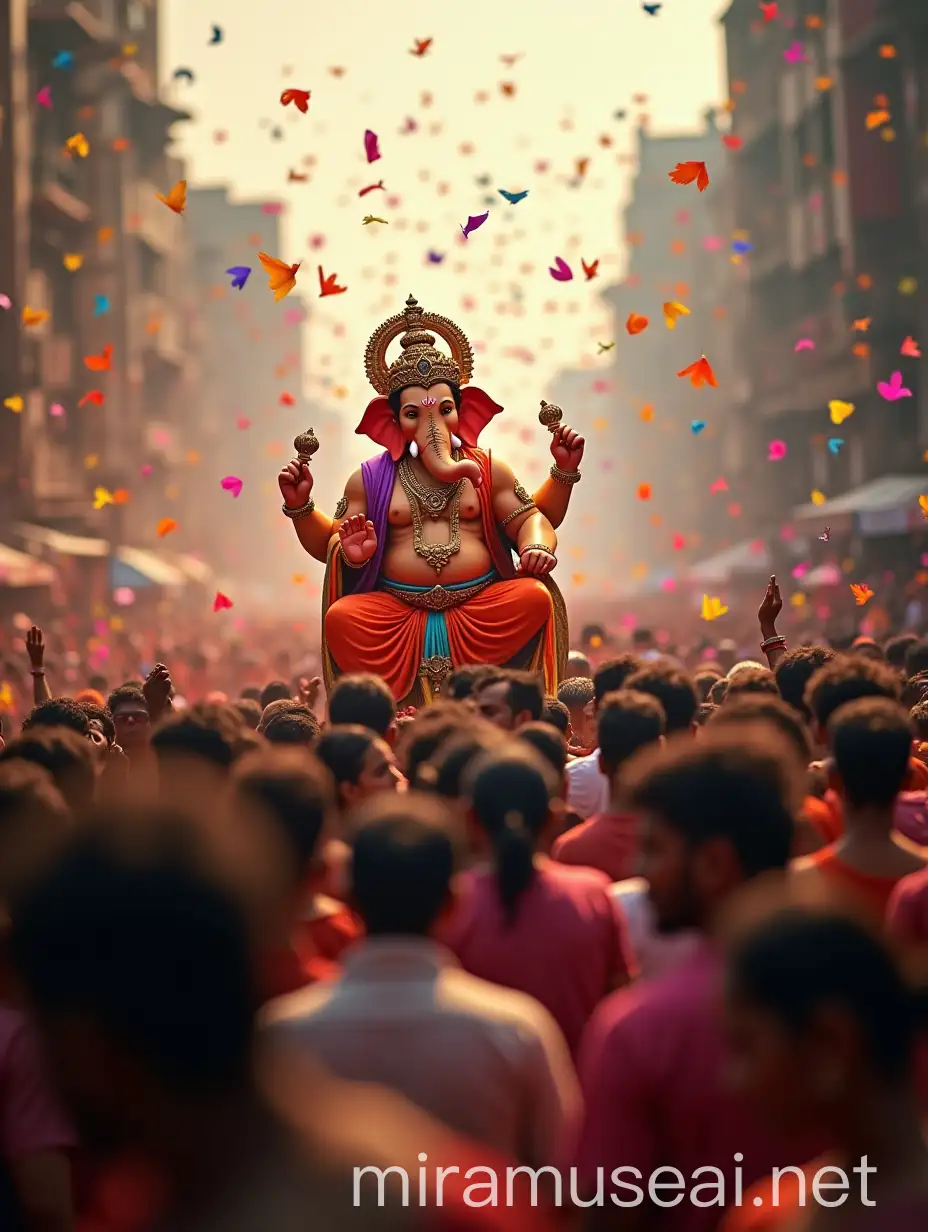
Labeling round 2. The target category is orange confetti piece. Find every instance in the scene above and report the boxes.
[626,313,649,335]
[156,518,177,537]
[84,344,113,372]
[850,583,874,606]
[637,483,652,501]
[668,161,710,192]
[155,179,186,213]
[677,355,718,388]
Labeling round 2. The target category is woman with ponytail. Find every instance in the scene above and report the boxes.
[721,905,928,1229]
[441,746,635,1056]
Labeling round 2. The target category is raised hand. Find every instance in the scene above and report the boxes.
[278,458,314,509]
[550,424,585,472]
[338,514,378,566]
[25,625,44,669]
[758,574,782,637]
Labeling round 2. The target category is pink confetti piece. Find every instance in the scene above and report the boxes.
[877,370,912,401]
[794,338,815,351]
[767,439,787,461]
[236,416,251,430]
[213,591,234,612]
[36,85,52,108]
[0,294,11,310]
[140,464,153,477]
[48,402,65,417]
[261,202,283,215]
[220,475,243,498]
[709,477,729,494]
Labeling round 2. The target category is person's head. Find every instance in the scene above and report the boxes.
[466,746,558,924]
[632,628,655,655]
[725,905,924,1139]
[75,688,106,709]
[851,636,884,662]
[233,698,262,731]
[349,792,459,936]
[22,697,92,738]
[473,669,543,731]
[592,654,643,707]
[106,685,151,753]
[694,670,722,703]
[518,721,568,780]
[258,680,291,711]
[0,762,71,903]
[78,702,116,748]
[904,639,928,679]
[232,750,334,931]
[446,663,495,701]
[624,728,798,934]
[150,704,255,804]
[327,673,397,742]
[716,639,738,673]
[707,696,811,771]
[239,686,262,704]
[902,671,928,709]
[910,699,928,742]
[805,656,903,747]
[774,646,836,721]
[0,729,96,813]
[414,728,498,802]
[314,725,403,812]
[9,823,255,1154]
[624,662,699,734]
[708,677,729,706]
[261,705,320,748]
[540,696,570,737]
[556,676,596,749]
[399,703,476,784]
[597,690,665,786]
[566,650,592,679]
[87,674,109,696]
[885,634,919,672]
[724,667,779,702]
[830,697,913,813]
[694,702,717,728]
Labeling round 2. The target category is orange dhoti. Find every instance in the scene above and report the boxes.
[324,574,562,703]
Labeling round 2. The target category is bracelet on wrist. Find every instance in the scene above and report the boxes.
[339,544,365,569]
[29,668,45,676]
[550,464,581,486]
[282,498,315,520]
[520,544,557,563]
[760,635,787,652]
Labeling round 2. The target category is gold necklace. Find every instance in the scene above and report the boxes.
[397,462,461,572]
[397,456,462,518]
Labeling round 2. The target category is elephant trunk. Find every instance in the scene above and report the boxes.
[418,413,482,485]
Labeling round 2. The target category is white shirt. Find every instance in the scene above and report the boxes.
[565,749,609,819]
[263,936,580,1167]
[608,878,701,980]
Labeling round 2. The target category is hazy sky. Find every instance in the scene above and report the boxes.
[162,0,728,448]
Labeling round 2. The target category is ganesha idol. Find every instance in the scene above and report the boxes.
[278,295,585,705]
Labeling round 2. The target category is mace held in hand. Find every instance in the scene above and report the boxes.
[294,428,320,462]
[538,400,563,433]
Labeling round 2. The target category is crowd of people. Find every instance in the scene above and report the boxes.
[2,576,928,1230]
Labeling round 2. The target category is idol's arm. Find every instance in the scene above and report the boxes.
[293,511,335,563]
[532,424,585,529]
[323,468,366,559]
[492,458,557,554]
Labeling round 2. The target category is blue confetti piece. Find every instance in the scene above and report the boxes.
[51,51,75,70]
[691,420,707,435]
[828,438,844,454]
[731,239,754,255]
[93,294,110,316]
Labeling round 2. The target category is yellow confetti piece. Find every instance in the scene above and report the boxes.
[899,277,918,295]
[919,494,928,519]
[790,592,807,607]
[810,490,826,506]
[639,404,654,423]
[701,594,728,621]
[663,300,691,330]
[62,253,84,272]
[571,573,587,586]
[21,306,49,327]
[84,454,99,469]
[97,226,115,244]
[3,395,24,413]
[65,132,89,157]
[93,486,114,509]
[829,400,855,425]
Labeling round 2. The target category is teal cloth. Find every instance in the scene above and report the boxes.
[381,570,497,662]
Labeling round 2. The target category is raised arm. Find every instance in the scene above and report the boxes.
[492,457,558,577]
[532,424,584,529]
[758,575,787,670]
[25,626,52,704]
[278,456,335,564]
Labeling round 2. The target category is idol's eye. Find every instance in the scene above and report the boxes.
[404,409,418,420]
[440,404,454,415]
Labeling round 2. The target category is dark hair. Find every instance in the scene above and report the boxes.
[566,650,592,677]
[694,702,717,727]
[415,729,496,797]
[234,698,262,730]
[694,670,722,703]
[540,696,570,735]
[314,725,377,788]
[0,760,69,830]
[400,705,477,784]
[518,721,567,776]
[88,674,109,694]
[593,654,643,704]
[709,677,729,706]
[775,646,836,720]
[106,684,148,717]
[728,906,924,1079]
[150,704,251,770]
[725,667,779,701]
[905,640,928,679]
[707,696,811,764]
[387,381,462,417]
[598,689,665,774]
[805,656,902,731]
[350,792,458,934]
[475,670,544,723]
[902,672,928,709]
[909,700,928,741]
[885,634,920,671]
[624,662,698,734]
[446,663,495,701]
[557,677,595,711]
[239,686,262,704]
[624,729,796,877]
[233,750,333,878]
[79,702,116,747]
[259,680,291,711]
[21,698,91,737]
[468,748,555,924]
[257,698,299,734]
[0,729,96,812]
[830,697,913,809]
[328,673,396,738]
[851,638,885,663]
[10,823,254,1091]
[632,629,654,648]
[262,708,320,747]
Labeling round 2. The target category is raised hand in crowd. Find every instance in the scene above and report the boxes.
[758,575,786,669]
[142,662,173,724]
[24,625,52,705]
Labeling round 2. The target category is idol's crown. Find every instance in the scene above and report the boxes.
[365,295,474,397]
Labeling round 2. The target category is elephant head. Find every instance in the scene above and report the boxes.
[355,382,503,486]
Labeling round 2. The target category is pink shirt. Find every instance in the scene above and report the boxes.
[551,812,638,883]
[442,858,635,1056]
[573,943,814,1232]
[886,865,928,944]
[0,1005,73,1162]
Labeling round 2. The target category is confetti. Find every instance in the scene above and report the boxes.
[93,487,115,510]
[84,344,113,372]
[767,440,787,461]
[221,476,243,498]
[637,483,652,501]
[498,189,528,204]
[691,421,706,435]
[226,266,251,290]
[3,396,24,413]
[156,179,186,213]
[663,301,690,329]
[22,306,49,327]
[213,591,234,612]
[156,518,178,537]
[810,490,826,506]
[828,399,855,424]
[877,371,912,401]
[677,355,717,388]
[819,527,831,542]
[850,583,874,606]
[280,88,310,113]
[318,267,347,297]
[626,313,649,335]
[701,595,728,621]
[828,438,844,454]
[410,38,433,57]
[901,336,921,358]
[79,390,105,407]
[65,132,89,157]
[668,161,709,192]
[794,338,815,351]
[364,130,381,163]
[258,252,300,301]
[461,211,489,238]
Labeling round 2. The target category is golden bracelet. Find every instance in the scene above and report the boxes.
[499,501,536,528]
[339,544,365,568]
[282,498,316,520]
[549,464,581,485]
[520,543,557,562]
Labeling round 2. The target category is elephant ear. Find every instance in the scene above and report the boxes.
[458,386,503,445]
[355,396,404,461]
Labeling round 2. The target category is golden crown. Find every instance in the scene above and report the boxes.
[364,294,474,396]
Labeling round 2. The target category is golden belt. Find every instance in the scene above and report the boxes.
[381,575,494,611]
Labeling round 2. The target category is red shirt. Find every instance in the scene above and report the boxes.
[550,811,638,883]
[802,847,919,920]
[442,858,635,1056]
[292,903,363,966]
[573,942,816,1232]
[887,866,928,944]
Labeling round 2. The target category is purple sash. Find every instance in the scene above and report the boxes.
[343,451,395,595]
